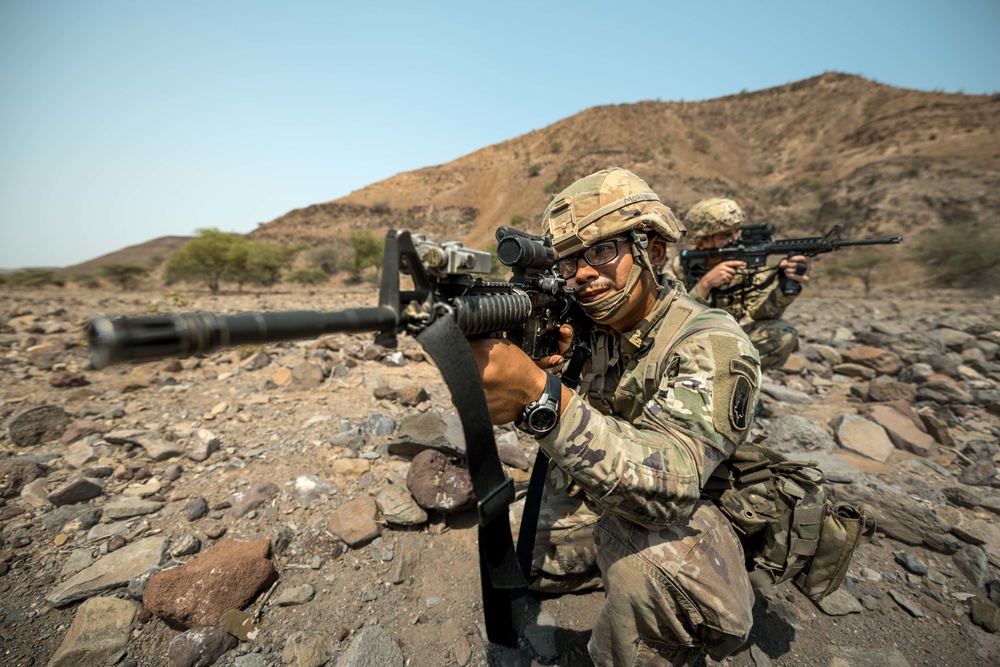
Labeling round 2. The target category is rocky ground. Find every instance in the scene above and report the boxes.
[2,284,1000,667]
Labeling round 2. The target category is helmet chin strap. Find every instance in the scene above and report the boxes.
[578,231,660,323]
[579,261,643,323]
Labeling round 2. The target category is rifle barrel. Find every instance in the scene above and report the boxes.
[88,307,401,370]
[836,237,903,246]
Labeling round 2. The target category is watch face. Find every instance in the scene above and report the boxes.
[528,407,558,434]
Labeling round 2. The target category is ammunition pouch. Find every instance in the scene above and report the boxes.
[705,441,875,601]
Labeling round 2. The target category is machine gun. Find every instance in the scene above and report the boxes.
[86,226,580,648]
[679,223,903,296]
[88,226,576,369]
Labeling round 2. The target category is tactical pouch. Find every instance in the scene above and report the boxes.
[794,502,875,601]
[706,441,875,601]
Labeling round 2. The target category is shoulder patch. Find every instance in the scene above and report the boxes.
[730,374,753,432]
[709,333,761,446]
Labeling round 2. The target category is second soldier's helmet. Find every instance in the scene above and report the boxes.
[683,198,746,239]
[544,167,685,260]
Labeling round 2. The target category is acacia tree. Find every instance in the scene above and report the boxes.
[839,252,886,297]
[165,228,247,293]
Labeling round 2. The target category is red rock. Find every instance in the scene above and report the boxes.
[143,539,277,628]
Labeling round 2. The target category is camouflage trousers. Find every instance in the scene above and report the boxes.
[514,463,755,665]
[742,318,798,371]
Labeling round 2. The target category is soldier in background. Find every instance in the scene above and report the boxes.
[470,169,761,665]
[663,198,811,371]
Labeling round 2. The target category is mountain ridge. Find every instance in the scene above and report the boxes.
[45,72,998,272]
[249,72,999,256]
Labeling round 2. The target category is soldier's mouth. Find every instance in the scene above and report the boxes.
[576,288,609,303]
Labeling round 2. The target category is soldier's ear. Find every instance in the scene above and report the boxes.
[648,235,668,268]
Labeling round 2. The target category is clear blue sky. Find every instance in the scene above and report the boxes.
[1,1,998,269]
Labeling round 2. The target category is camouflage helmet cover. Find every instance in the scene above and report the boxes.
[543,167,685,260]
[682,198,746,239]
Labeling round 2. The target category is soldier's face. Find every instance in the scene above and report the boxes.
[566,242,656,332]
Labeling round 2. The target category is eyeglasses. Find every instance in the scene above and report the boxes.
[556,237,630,279]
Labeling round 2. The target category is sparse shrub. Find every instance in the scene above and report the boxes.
[805,178,826,191]
[550,141,563,154]
[829,252,888,296]
[911,224,1000,291]
[306,244,350,275]
[693,135,711,154]
[527,164,542,177]
[6,269,64,288]
[285,269,330,285]
[372,201,391,214]
[928,133,937,141]
[806,158,832,172]
[165,291,190,308]
[230,241,295,290]
[343,230,384,283]
[72,273,101,289]
[661,144,672,157]
[100,263,149,291]
[510,214,525,226]
[543,181,557,194]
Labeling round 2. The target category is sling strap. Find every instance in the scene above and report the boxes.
[416,315,526,647]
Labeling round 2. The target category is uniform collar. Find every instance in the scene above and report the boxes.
[620,283,681,356]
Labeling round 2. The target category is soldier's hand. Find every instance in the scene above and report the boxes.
[697,260,746,299]
[779,255,811,285]
[469,338,549,425]
[535,323,574,373]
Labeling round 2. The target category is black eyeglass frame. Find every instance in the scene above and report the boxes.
[555,236,631,279]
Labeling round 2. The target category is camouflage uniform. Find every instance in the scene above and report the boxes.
[523,202,762,664]
[663,198,800,371]
[663,253,799,371]
[512,170,762,664]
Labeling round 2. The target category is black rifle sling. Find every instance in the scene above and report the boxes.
[416,315,526,648]
[515,340,591,595]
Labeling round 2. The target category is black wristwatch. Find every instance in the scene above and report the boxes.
[517,372,562,437]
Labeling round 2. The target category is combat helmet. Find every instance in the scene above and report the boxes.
[543,168,684,323]
[544,167,685,260]
[682,198,746,240]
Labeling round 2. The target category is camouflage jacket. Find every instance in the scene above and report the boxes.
[538,284,761,531]
[664,254,797,322]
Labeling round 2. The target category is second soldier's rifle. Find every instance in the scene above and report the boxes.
[87,226,584,648]
[679,223,903,296]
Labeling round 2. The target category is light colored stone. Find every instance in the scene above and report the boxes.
[46,596,137,667]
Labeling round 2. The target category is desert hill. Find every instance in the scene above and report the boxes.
[61,236,193,276]
[250,72,1000,254]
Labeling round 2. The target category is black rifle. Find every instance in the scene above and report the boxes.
[86,226,581,648]
[679,223,903,296]
[88,226,576,369]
